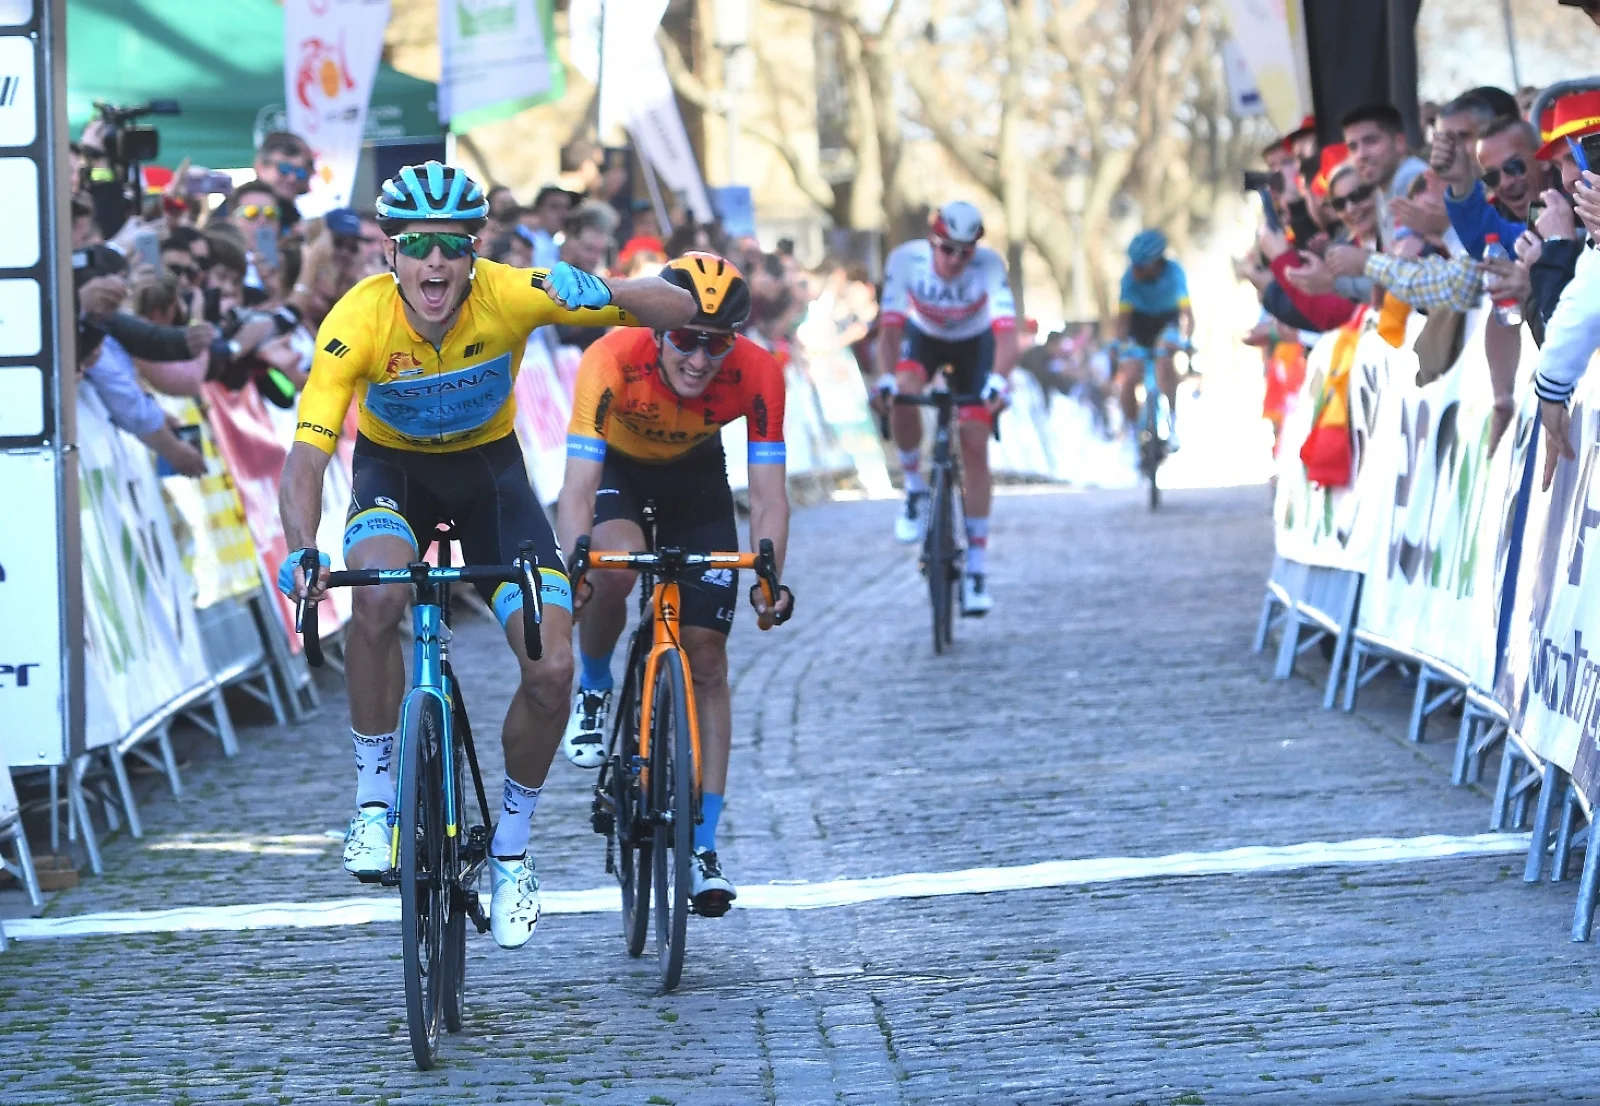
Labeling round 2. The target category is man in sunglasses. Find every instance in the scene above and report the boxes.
[555,252,795,917]
[277,161,696,952]
[875,200,1016,616]
[1435,114,1544,259]
[253,131,315,231]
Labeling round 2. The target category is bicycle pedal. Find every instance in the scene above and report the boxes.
[352,871,382,886]
[464,889,491,934]
[378,869,401,888]
[691,892,732,919]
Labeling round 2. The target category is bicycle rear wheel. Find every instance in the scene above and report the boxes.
[399,694,446,1069]
[651,649,694,992]
[1141,386,1163,511]
[926,466,956,653]
[612,632,651,959]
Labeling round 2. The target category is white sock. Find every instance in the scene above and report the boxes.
[351,730,395,809]
[965,517,989,575]
[899,449,927,494]
[491,777,542,859]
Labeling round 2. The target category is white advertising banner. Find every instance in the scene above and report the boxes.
[0,449,65,768]
[438,0,558,130]
[284,0,391,218]
[1272,319,1394,573]
[1354,310,1518,687]
[77,387,211,749]
[1499,363,1600,781]
[599,0,713,223]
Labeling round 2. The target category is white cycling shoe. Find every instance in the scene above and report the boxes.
[561,688,611,769]
[489,853,541,949]
[342,806,391,879]
[961,573,993,617]
[690,847,736,918]
[894,491,928,543]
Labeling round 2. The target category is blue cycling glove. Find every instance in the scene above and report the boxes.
[277,547,330,599]
[546,262,613,310]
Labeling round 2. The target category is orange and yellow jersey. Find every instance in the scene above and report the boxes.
[566,329,787,466]
[293,260,635,455]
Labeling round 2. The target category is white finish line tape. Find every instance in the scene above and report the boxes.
[2,832,1531,942]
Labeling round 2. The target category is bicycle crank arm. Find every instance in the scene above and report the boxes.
[463,888,491,935]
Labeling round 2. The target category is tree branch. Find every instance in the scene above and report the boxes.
[654,27,835,210]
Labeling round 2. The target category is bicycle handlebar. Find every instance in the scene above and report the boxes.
[875,391,1001,442]
[295,542,545,668]
[566,536,785,631]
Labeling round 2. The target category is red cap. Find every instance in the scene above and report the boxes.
[1538,90,1600,160]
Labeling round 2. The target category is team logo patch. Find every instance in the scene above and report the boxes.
[463,341,485,358]
[375,496,399,510]
[324,338,350,358]
[702,568,734,587]
[385,351,424,378]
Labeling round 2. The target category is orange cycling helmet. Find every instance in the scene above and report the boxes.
[660,252,751,331]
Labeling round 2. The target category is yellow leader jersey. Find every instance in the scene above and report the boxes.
[293,260,634,455]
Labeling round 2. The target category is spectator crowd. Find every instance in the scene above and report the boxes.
[1234,1,1600,469]
[65,124,831,481]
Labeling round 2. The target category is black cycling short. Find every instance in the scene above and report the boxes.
[898,321,995,395]
[593,440,739,635]
[344,433,570,625]
[1127,310,1180,350]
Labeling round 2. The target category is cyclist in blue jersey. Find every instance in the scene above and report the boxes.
[1114,229,1193,442]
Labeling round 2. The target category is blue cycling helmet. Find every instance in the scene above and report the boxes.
[1127,228,1168,266]
[375,161,488,231]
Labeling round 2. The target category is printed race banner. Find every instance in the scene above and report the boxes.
[155,396,263,609]
[1273,315,1394,573]
[509,335,573,507]
[284,0,392,217]
[1498,364,1600,792]
[204,383,352,651]
[439,0,564,132]
[1353,311,1519,687]
[77,387,211,748]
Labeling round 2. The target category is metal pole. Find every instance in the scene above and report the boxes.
[725,47,740,185]
[638,144,674,235]
[1501,0,1522,93]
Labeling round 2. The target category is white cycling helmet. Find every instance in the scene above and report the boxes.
[931,201,985,244]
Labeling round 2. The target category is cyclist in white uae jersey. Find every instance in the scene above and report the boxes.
[875,201,1016,615]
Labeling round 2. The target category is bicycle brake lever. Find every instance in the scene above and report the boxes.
[517,540,543,661]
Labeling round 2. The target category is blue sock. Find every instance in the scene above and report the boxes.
[695,793,724,852]
[579,649,614,691]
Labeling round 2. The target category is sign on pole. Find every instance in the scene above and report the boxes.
[0,0,83,768]
[439,0,565,133]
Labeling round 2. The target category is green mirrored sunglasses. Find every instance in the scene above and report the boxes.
[390,231,477,260]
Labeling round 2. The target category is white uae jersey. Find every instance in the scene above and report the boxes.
[880,240,1016,342]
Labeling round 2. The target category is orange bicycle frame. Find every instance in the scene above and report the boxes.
[588,551,774,794]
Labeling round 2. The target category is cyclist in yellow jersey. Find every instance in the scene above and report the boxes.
[277,161,696,951]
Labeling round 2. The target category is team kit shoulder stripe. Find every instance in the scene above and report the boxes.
[748,441,786,465]
[324,338,351,357]
[567,434,607,461]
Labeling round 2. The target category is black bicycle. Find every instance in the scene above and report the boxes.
[295,530,544,1070]
[879,383,998,653]
[571,505,783,992]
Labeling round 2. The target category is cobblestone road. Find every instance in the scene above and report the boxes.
[5,484,1600,1105]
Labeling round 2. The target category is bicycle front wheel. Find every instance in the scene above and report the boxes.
[926,466,956,653]
[1143,396,1162,510]
[441,689,467,1035]
[613,632,652,959]
[651,649,694,992]
[398,693,446,1070]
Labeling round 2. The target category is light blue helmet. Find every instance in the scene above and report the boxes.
[375,161,488,229]
[1127,228,1168,266]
